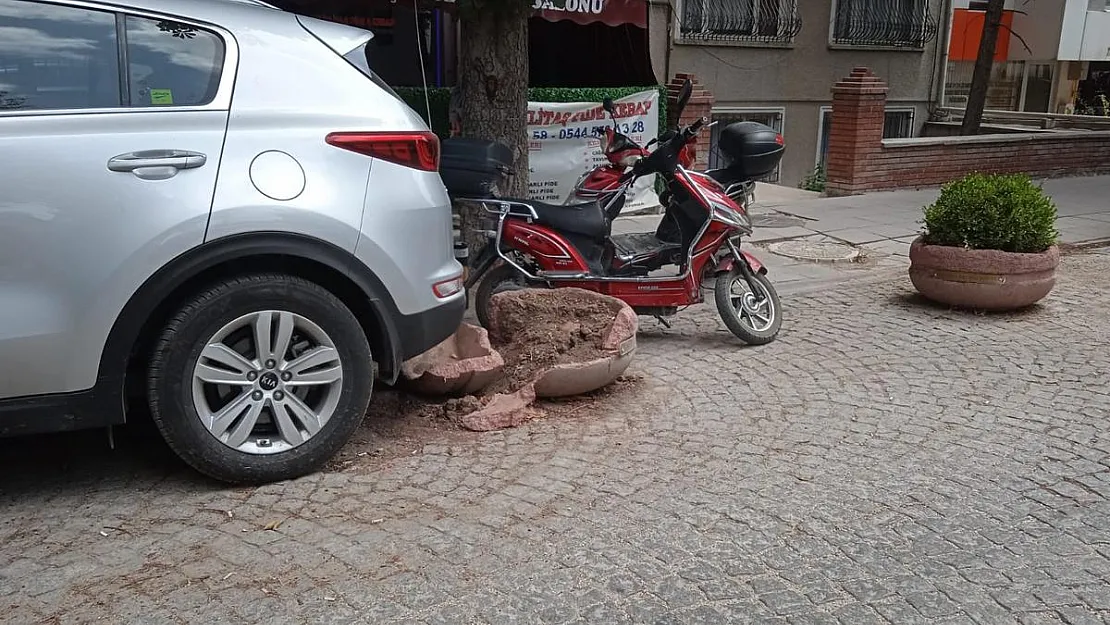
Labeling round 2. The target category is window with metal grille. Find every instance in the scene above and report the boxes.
[815,107,915,169]
[883,109,915,139]
[831,0,938,49]
[680,0,802,45]
[709,109,784,182]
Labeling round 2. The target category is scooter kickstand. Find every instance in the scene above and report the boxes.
[654,315,672,329]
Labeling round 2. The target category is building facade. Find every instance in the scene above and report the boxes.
[945,0,1110,115]
[269,0,656,89]
[647,0,950,186]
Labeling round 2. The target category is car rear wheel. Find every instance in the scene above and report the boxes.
[147,273,373,484]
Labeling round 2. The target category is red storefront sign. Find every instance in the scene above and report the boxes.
[531,0,646,29]
[429,0,646,28]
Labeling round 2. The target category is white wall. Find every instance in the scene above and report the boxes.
[1079,9,1110,61]
[1059,0,1110,60]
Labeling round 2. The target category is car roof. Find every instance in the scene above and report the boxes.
[84,0,374,55]
[99,0,280,9]
[90,0,285,23]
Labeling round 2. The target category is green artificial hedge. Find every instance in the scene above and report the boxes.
[394,87,454,137]
[395,85,669,140]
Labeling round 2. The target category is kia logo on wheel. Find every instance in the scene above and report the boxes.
[259,373,279,391]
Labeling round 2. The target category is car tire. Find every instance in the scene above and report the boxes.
[147,273,373,484]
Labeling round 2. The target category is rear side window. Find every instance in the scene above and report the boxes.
[0,0,121,111]
[343,43,400,101]
[125,16,224,107]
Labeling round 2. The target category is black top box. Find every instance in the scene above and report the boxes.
[440,138,513,198]
[715,121,785,180]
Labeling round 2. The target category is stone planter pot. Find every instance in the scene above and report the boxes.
[400,323,504,396]
[487,288,639,399]
[908,237,1060,311]
[531,310,637,399]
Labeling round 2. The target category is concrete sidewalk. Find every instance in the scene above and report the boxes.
[757,175,1110,249]
[613,175,1110,294]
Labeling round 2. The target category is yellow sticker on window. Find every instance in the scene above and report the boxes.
[150,89,174,105]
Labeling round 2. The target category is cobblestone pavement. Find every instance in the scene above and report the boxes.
[3,253,1110,625]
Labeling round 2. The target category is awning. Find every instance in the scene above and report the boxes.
[532,0,646,29]
[277,0,648,30]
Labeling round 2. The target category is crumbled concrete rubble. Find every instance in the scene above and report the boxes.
[399,288,638,431]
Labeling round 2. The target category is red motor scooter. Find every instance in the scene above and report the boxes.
[443,80,784,344]
[566,96,757,213]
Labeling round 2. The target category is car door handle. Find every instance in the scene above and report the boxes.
[107,150,207,173]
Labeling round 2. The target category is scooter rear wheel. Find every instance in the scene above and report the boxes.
[474,263,534,329]
[714,268,782,345]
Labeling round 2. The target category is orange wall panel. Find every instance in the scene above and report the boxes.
[949,9,1014,62]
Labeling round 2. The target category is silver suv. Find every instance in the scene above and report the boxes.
[0,0,464,483]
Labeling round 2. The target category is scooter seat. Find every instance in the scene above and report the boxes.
[523,199,609,240]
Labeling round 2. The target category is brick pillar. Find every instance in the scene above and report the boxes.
[826,67,888,197]
[667,73,715,170]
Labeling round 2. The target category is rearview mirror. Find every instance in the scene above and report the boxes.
[602,97,615,115]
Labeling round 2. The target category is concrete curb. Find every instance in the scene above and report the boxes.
[1060,238,1110,253]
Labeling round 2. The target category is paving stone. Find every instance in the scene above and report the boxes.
[1056,606,1107,625]
[3,254,1110,623]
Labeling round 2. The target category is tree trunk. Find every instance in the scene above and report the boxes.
[960,0,1006,136]
[457,10,530,198]
[454,8,529,264]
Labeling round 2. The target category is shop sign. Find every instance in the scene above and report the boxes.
[532,0,648,28]
[526,89,660,212]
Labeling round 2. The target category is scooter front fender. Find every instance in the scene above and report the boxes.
[716,249,766,275]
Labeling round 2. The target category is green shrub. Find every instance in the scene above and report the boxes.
[799,165,826,193]
[922,173,1058,253]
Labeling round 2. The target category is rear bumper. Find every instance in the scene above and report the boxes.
[394,294,466,360]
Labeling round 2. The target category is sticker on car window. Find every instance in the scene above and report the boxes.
[150,89,174,106]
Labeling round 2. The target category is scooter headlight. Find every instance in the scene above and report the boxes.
[709,198,752,231]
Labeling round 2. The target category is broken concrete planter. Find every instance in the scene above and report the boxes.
[531,303,637,398]
[402,289,639,432]
[487,288,639,399]
[400,323,504,396]
[449,386,543,432]
[908,237,1059,311]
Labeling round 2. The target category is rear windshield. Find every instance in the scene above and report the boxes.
[343,44,401,101]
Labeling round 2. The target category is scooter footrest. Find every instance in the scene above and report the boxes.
[611,233,680,260]
[537,270,590,279]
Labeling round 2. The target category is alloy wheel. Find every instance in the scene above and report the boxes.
[729,276,776,333]
[190,310,344,455]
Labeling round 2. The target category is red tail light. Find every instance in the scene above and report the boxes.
[325,131,440,172]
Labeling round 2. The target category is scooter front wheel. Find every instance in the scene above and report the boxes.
[474,263,535,329]
[714,268,782,345]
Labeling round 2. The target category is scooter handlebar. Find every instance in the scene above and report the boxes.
[684,117,707,139]
[617,116,709,184]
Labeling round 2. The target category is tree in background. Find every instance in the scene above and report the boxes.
[961,0,1006,135]
[454,1,531,198]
